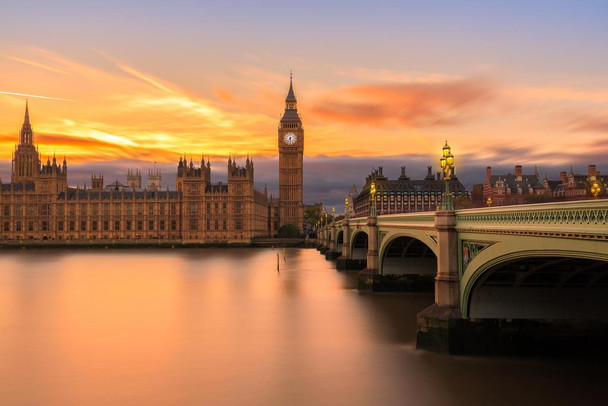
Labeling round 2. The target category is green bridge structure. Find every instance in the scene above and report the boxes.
[316,199,608,354]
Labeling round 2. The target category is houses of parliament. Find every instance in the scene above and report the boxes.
[0,79,305,242]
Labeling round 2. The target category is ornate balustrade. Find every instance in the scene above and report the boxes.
[456,200,608,239]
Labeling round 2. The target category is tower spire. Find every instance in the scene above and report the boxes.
[286,72,296,103]
[20,100,33,145]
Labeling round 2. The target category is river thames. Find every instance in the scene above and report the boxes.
[1,248,607,405]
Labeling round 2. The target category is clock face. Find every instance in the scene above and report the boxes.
[283,132,297,145]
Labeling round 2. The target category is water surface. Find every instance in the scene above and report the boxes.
[0,248,606,405]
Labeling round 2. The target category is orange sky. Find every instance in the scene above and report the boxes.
[1,2,608,202]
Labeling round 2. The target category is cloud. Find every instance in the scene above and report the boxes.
[310,78,495,128]
[570,116,608,133]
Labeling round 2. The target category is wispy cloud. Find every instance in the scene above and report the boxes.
[4,55,69,74]
[311,78,495,128]
[0,90,73,101]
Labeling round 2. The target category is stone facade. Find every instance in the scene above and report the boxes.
[483,164,606,206]
[353,166,468,217]
[278,75,304,232]
[0,79,302,242]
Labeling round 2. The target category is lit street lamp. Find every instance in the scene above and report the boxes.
[486,196,493,207]
[370,180,377,217]
[345,198,349,219]
[590,181,603,199]
[439,141,455,211]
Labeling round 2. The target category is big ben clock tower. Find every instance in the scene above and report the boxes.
[278,74,304,232]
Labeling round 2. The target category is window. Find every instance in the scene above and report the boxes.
[103,221,109,231]
[104,204,110,216]
[137,221,143,231]
[160,220,165,230]
[16,206,23,216]
[114,205,121,216]
[81,221,86,231]
[189,219,197,231]
[27,205,35,216]
[189,202,197,215]
[170,204,177,215]
[92,204,99,216]
[3,205,9,216]
[222,219,227,230]
[58,221,64,231]
[16,221,22,232]
[214,219,218,230]
[148,220,154,230]
[115,221,120,231]
[57,205,64,216]
[80,204,87,215]
[235,219,243,230]
[3,221,9,232]
[92,221,98,231]
[69,221,75,231]
[137,204,143,216]
[170,220,176,231]
[148,205,154,216]
[126,221,132,231]
[28,221,34,231]
[126,205,132,216]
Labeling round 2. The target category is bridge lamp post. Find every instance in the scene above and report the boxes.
[345,198,349,219]
[439,141,455,211]
[332,206,336,223]
[486,196,493,207]
[590,181,602,199]
[370,181,377,217]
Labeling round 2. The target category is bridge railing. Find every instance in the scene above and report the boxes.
[455,199,608,238]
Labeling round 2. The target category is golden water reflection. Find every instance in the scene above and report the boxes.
[0,249,606,405]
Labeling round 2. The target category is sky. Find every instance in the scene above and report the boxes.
[1,1,607,209]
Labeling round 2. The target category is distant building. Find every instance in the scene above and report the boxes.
[483,165,548,205]
[345,185,358,217]
[147,169,162,191]
[353,165,467,217]
[552,165,607,200]
[483,164,606,206]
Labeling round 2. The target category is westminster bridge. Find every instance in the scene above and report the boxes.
[317,199,608,354]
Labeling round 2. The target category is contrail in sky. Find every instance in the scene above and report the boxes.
[0,90,73,101]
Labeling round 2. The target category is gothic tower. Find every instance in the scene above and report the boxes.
[12,101,41,183]
[278,74,304,232]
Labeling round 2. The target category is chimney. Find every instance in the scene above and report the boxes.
[436,172,441,181]
[427,166,432,176]
[378,166,383,177]
[401,166,405,177]
[560,171,567,184]
[588,164,597,179]
[515,165,522,179]
[486,166,492,179]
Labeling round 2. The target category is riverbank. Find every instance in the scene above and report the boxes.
[0,237,315,250]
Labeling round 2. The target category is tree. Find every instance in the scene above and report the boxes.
[304,203,323,228]
[278,224,300,238]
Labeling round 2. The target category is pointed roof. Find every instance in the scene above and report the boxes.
[286,72,296,102]
[21,100,32,133]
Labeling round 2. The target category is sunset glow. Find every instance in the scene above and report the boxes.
[1,1,607,203]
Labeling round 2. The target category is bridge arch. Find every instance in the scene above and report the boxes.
[462,248,608,320]
[336,230,344,252]
[350,230,368,260]
[380,234,438,276]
